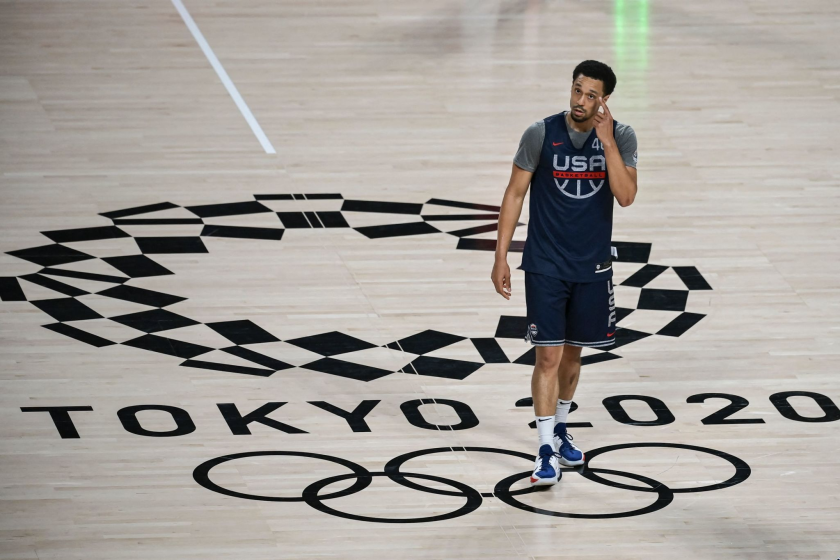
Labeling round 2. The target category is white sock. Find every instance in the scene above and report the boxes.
[536,416,554,447]
[555,399,572,426]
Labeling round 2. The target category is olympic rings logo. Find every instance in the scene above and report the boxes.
[193,443,751,523]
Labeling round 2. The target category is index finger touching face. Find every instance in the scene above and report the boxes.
[599,97,611,115]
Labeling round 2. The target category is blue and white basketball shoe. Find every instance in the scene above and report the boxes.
[530,444,561,486]
[553,427,585,466]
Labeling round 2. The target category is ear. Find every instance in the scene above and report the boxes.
[603,94,611,103]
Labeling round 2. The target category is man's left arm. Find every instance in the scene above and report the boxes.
[594,97,637,207]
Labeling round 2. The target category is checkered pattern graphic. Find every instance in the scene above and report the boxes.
[1,194,711,382]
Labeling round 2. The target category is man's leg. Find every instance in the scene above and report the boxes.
[552,345,585,466]
[525,271,568,486]
[530,345,564,485]
[553,278,615,466]
[557,345,582,401]
[532,346,564,416]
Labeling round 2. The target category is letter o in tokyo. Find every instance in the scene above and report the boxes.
[400,399,479,431]
[117,405,196,437]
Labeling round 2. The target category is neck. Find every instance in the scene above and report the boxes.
[565,112,594,133]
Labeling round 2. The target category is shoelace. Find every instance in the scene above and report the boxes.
[557,432,577,451]
[538,450,563,472]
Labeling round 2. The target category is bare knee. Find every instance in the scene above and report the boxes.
[535,346,563,372]
[560,345,582,367]
[558,345,582,384]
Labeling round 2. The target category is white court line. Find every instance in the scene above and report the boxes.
[170,0,276,154]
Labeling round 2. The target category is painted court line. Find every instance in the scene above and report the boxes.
[171,0,276,154]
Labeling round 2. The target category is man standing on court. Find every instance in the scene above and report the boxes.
[491,60,638,486]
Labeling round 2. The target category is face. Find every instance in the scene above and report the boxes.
[568,75,610,122]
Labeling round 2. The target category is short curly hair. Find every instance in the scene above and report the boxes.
[573,60,617,96]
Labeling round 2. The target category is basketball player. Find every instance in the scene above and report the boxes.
[491,60,638,486]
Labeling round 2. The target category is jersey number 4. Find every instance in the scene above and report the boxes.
[592,138,603,151]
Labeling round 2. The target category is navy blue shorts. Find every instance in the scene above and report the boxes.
[524,272,617,348]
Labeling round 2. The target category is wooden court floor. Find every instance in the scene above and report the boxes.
[1,0,839,558]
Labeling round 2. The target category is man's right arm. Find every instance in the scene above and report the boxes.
[491,163,533,300]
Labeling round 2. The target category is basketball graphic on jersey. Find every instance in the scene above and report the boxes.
[552,150,606,199]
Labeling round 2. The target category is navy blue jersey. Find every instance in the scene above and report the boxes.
[519,112,615,283]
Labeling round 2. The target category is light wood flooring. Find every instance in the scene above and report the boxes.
[1,0,839,558]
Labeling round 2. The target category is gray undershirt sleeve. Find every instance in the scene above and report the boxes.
[615,123,638,168]
[513,121,545,172]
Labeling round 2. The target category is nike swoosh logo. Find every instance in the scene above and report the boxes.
[607,332,616,337]
[552,142,563,146]
[537,418,552,422]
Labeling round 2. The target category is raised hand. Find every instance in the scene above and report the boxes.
[594,97,615,144]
